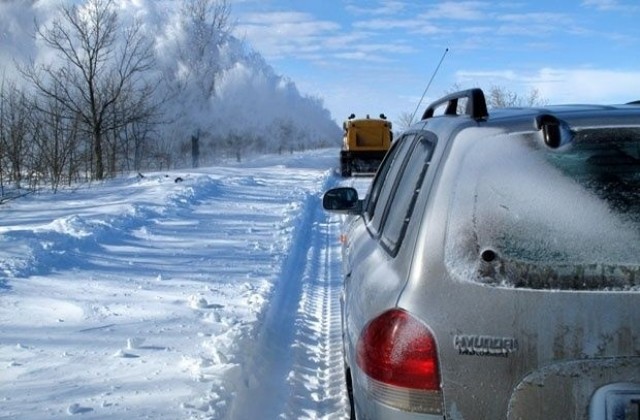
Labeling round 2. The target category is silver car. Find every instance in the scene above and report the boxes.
[323,88,640,419]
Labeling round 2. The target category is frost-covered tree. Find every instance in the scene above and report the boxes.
[155,0,236,166]
[1,0,340,183]
[179,0,233,97]
[156,0,340,164]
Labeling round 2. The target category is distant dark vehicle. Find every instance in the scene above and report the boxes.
[340,114,392,177]
[324,88,640,419]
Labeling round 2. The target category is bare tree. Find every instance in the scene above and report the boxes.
[486,85,547,108]
[22,0,157,180]
[30,87,81,192]
[0,77,7,195]
[0,80,31,189]
[441,84,548,114]
[103,80,160,175]
[396,111,416,131]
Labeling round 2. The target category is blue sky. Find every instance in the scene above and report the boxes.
[232,0,640,125]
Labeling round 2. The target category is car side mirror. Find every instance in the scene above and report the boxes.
[322,187,362,214]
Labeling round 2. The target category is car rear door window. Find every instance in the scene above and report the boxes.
[365,134,415,236]
[381,134,435,254]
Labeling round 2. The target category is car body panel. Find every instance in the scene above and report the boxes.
[325,90,640,419]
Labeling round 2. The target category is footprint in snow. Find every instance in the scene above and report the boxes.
[67,403,93,415]
[189,295,209,309]
[188,295,224,310]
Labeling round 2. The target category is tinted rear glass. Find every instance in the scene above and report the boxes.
[445,126,640,290]
[550,127,640,224]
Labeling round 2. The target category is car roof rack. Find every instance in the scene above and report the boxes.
[421,88,489,121]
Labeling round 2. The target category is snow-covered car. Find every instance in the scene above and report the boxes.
[323,88,640,419]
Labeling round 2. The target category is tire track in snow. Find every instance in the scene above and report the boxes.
[282,213,350,419]
[227,174,349,419]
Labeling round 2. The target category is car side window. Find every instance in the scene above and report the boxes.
[363,134,410,219]
[380,133,435,254]
[364,134,416,236]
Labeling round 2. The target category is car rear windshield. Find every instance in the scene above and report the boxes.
[445,126,640,290]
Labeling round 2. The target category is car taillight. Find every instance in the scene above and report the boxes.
[356,308,443,414]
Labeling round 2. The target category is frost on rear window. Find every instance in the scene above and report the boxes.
[444,127,640,290]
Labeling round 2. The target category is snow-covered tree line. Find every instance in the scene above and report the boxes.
[0,0,341,190]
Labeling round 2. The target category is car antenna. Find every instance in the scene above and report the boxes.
[410,48,449,125]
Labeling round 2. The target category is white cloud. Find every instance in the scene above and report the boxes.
[581,0,640,11]
[419,1,489,21]
[234,12,340,60]
[351,16,442,35]
[583,0,618,8]
[455,67,640,104]
[534,68,640,104]
[497,12,570,24]
[456,69,520,83]
[333,51,389,62]
[346,0,407,16]
[235,9,419,65]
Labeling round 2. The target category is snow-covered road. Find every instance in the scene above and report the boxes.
[228,177,348,419]
[0,149,370,419]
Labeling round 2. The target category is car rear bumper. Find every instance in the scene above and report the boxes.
[353,395,444,420]
[352,368,444,420]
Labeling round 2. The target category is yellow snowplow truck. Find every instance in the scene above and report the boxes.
[340,114,392,177]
